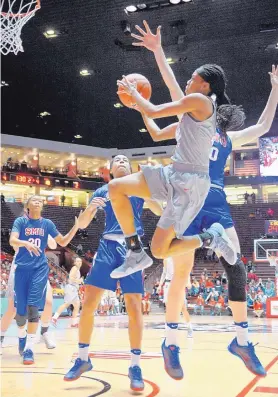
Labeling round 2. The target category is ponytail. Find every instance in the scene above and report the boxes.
[217,104,246,134]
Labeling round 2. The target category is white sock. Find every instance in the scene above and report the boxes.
[78,343,89,361]
[53,313,59,320]
[235,321,249,346]
[130,349,141,367]
[18,327,27,339]
[72,317,78,326]
[187,322,192,330]
[1,331,6,337]
[165,323,179,346]
[25,334,36,351]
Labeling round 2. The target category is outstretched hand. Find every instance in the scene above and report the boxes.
[131,20,161,52]
[117,75,137,96]
[269,65,278,89]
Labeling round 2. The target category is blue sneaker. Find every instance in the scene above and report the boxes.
[128,366,144,392]
[18,336,27,356]
[228,337,267,377]
[64,358,93,381]
[161,339,183,380]
[23,349,34,365]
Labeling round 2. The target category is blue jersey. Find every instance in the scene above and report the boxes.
[90,184,145,236]
[12,215,59,269]
[209,129,232,188]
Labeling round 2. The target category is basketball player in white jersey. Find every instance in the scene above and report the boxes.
[158,257,193,338]
[52,257,83,328]
[1,235,57,352]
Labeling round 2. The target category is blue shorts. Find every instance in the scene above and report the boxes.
[14,265,49,316]
[86,238,144,294]
[183,187,234,236]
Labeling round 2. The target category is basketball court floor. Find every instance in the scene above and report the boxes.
[1,314,278,397]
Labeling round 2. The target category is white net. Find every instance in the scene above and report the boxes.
[1,0,40,55]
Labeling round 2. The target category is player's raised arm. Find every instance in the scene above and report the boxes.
[76,197,106,229]
[229,65,278,149]
[131,21,184,107]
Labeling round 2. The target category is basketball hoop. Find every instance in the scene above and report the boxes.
[1,0,40,55]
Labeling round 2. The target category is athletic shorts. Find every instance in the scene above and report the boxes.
[86,238,144,294]
[14,265,49,316]
[140,164,210,238]
[7,261,51,302]
[64,284,80,305]
[163,281,187,306]
[183,187,234,236]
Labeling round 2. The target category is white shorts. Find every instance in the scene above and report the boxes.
[163,281,187,306]
[64,284,80,305]
[6,260,51,299]
[141,164,210,238]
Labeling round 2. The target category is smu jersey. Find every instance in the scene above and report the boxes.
[209,129,232,188]
[90,184,145,236]
[12,216,59,269]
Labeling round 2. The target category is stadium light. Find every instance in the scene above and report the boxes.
[114,103,123,108]
[125,5,137,12]
[80,69,91,76]
[139,128,147,132]
[169,0,181,4]
[44,29,58,38]
[74,134,82,139]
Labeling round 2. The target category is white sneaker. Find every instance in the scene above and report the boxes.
[187,327,193,338]
[110,249,153,279]
[206,223,237,265]
[42,332,56,349]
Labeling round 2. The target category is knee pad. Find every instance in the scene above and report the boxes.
[27,305,39,323]
[220,256,247,302]
[15,314,27,327]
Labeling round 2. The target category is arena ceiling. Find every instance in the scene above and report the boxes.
[2,0,278,149]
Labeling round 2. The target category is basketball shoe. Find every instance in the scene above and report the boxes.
[110,249,153,279]
[228,337,267,377]
[23,349,34,365]
[128,366,145,392]
[64,357,93,381]
[161,339,183,380]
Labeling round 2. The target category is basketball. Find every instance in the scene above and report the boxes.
[117,73,152,108]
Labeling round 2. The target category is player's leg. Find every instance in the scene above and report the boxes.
[120,255,145,392]
[162,251,195,380]
[23,266,49,364]
[64,239,116,381]
[222,226,266,377]
[40,282,56,349]
[14,267,29,357]
[71,300,80,328]
[52,301,70,325]
[182,301,193,338]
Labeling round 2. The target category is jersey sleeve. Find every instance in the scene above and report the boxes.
[11,217,24,234]
[47,220,60,238]
[89,186,106,203]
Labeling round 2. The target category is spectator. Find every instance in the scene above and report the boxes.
[191,277,200,296]
[61,194,66,206]
[241,255,248,266]
[253,298,264,318]
[76,243,83,256]
[248,269,259,283]
[215,294,225,316]
[205,276,214,289]
[85,250,93,262]
[244,191,249,204]
[1,193,5,203]
[221,271,227,285]
[254,278,264,292]
[265,279,275,297]
[267,208,274,218]
[215,280,223,294]
[251,192,256,204]
[194,294,205,315]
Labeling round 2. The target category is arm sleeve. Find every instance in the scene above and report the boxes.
[47,220,60,238]
[11,217,23,233]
